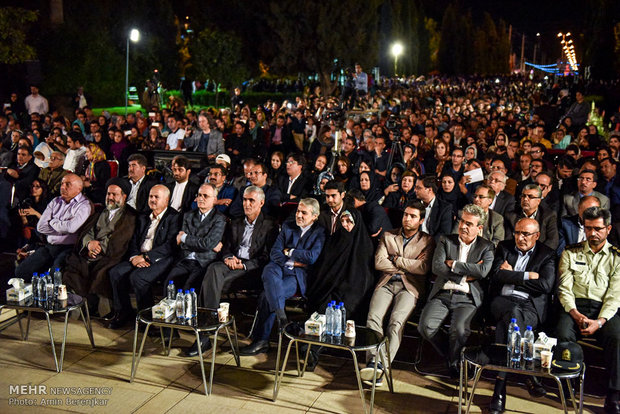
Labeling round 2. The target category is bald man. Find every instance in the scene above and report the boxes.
[15,174,93,277]
[487,218,557,411]
[108,184,181,329]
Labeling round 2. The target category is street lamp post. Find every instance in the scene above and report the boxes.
[391,42,403,77]
[125,28,140,116]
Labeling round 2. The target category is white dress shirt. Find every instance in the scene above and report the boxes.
[170,180,188,211]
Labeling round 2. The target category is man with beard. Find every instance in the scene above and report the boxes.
[557,207,620,414]
[239,199,325,355]
[166,155,199,213]
[63,178,136,316]
[207,164,237,215]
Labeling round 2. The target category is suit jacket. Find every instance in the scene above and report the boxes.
[221,213,279,273]
[269,221,326,295]
[512,204,559,250]
[166,178,200,213]
[375,229,435,297]
[179,208,226,267]
[426,197,453,240]
[125,176,157,214]
[63,206,136,297]
[452,209,505,247]
[489,240,556,324]
[189,128,225,155]
[561,190,610,217]
[228,184,282,218]
[127,208,181,263]
[277,173,310,202]
[429,234,495,307]
[492,191,516,219]
[557,214,581,256]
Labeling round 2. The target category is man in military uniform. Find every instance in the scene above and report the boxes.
[557,207,620,414]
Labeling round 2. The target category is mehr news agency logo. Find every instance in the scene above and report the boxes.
[7,384,112,407]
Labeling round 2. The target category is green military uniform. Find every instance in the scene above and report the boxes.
[557,240,620,391]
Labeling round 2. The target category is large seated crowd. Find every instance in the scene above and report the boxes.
[2,68,620,413]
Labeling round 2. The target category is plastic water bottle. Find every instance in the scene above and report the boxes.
[523,326,535,361]
[510,326,522,366]
[39,274,48,302]
[45,273,54,302]
[333,305,342,336]
[31,273,39,301]
[190,288,197,317]
[53,268,62,299]
[325,302,333,336]
[175,289,185,320]
[184,290,192,320]
[507,318,518,353]
[166,280,176,301]
[339,301,346,333]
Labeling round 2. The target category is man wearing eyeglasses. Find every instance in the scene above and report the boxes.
[38,151,67,196]
[511,184,559,249]
[535,171,560,214]
[561,169,610,217]
[557,207,620,414]
[487,218,556,413]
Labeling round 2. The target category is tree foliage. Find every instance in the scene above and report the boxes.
[265,0,382,95]
[190,28,248,106]
[0,7,38,64]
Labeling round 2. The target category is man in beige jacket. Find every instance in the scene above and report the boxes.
[361,200,436,386]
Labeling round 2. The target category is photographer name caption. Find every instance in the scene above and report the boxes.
[7,385,112,407]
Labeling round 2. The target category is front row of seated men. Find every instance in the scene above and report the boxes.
[16,175,620,414]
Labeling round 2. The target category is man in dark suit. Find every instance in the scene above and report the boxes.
[184,186,279,356]
[561,169,610,217]
[108,184,180,329]
[317,180,348,236]
[164,183,226,291]
[418,204,495,374]
[269,115,293,155]
[6,145,40,201]
[414,175,453,241]
[166,155,200,213]
[488,171,516,218]
[511,184,559,250]
[349,189,393,239]
[277,152,310,203]
[229,162,281,218]
[557,195,601,256]
[125,153,156,214]
[239,198,326,355]
[488,218,556,413]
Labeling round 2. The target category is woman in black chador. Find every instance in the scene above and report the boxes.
[307,208,375,324]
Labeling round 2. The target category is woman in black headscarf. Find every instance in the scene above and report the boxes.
[307,209,375,323]
[437,172,460,221]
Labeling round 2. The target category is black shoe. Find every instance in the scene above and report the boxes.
[605,397,620,414]
[490,379,506,414]
[525,376,547,398]
[100,311,116,321]
[239,340,270,356]
[108,311,134,330]
[183,336,212,357]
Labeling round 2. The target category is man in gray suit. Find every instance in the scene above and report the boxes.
[453,184,505,247]
[186,113,225,161]
[164,183,226,291]
[418,204,495,375]
[561,169,610,217]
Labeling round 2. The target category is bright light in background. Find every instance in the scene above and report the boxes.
[130,28,140,42]
[391,42,403,57]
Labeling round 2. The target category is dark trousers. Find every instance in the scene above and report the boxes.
[418,290,478,367]
[491,295,540,345]
[491,295,541,381]
[200,261,257,309]
[163,259,206,293]
[109,258,172,313]
[15,244,73,278]
[556,299,620,391]
[252,262,299,341]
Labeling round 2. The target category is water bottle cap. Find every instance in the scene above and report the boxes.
[185,290,190,294]
[190,288,195,292]
[339,301,344,306]
[178,289,183,293]
[55,268,60,271]
[514,326,520,331]
[33,273,38,277]
[169,280,174,284]
[526,325,532,330]
[511,318,517,323]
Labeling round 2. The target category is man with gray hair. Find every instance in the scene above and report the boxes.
[163,183,226,292]
[418,204,495,376]
[108,184,181,329]
[37,150,67,196]
[511,183,559,250]
[487,217,557,411]
[184,186,279,357]
[487,170,516,219]
[240,198,325,356]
